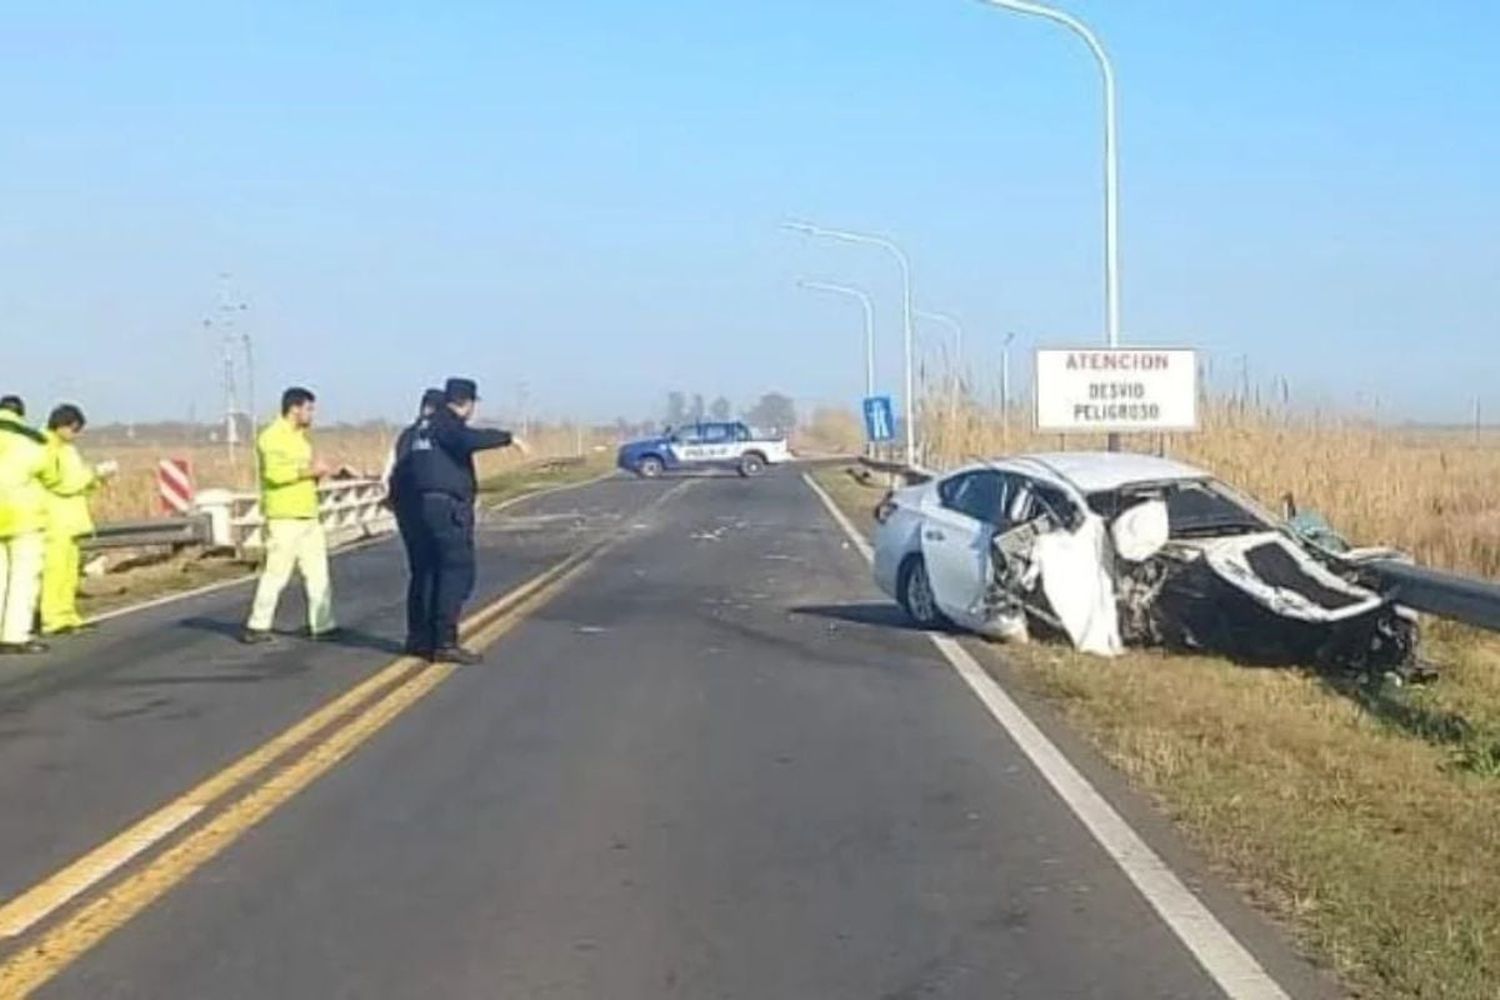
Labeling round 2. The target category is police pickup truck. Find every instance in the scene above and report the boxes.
[616,421,791,478]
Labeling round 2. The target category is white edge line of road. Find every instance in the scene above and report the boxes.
[89,469,620,628]
[799,472,1290,1000]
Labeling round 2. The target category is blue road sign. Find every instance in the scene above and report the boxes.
[862,395,896,443]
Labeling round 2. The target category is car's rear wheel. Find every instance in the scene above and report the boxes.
[899,556,947,629]
[738,452,766,478]
[637,455,664,479]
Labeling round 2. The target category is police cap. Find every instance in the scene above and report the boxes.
[444,378,480,404]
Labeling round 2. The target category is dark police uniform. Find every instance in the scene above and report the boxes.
[400,380,513,659]
[388,389,446,652]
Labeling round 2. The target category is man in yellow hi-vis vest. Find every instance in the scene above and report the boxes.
[0,395,57,654]
[41,404,117,635]
[241,386,336,644]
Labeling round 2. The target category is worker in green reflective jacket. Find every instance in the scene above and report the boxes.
[0,395,57,654]
[241,386,336,644]
[41,404,117,635]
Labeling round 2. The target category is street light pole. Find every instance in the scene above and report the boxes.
[1001,331,1017,448]
[784,221,916,466]
[1001,331,1016,412]
[977,0,1120,352]
[978,1,1122,450]
[797,280,876,400]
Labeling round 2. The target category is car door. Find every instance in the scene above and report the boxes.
[920,470,1008,627]
[1006,473,1122,655]
[666,425,704,464]
[693,423,737,463]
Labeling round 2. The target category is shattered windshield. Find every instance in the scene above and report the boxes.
[1089,480,1272,539]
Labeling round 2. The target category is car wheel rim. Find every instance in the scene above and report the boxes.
[909,564,937,623]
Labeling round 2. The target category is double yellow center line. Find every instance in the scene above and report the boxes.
[0,480,689,997]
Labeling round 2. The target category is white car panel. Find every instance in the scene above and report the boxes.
[872,487,926,594]
[917,498,992,629]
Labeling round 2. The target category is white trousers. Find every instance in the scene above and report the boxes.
[0,533,45,645]
[246,519,335,634]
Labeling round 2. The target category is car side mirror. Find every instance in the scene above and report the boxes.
[1112,500,1169,562]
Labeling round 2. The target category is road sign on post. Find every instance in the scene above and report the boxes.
[862,396,896,443]
[1035,348,1198,434]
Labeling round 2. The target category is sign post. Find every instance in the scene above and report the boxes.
[1035,348,1198,436]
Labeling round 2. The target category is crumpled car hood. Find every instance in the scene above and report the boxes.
[1184,532,1386,624]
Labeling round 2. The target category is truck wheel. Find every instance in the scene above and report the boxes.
[637,456,664,479]
[738,452,767,478]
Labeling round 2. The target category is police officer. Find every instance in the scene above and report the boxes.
[403,378,522,663]
[385,387,445,655]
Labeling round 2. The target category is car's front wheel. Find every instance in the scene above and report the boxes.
[636,455,664,479]
[899,556,947,629]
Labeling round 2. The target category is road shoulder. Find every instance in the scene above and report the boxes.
[805,465,1344,1000]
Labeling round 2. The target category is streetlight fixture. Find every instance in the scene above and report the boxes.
[976,0,1121,352]
[917,308,967,434]
[783,220,917,465]
[914,309,964,366]
[796,280,876,400]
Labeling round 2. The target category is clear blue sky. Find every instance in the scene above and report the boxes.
[3,1,1496,425]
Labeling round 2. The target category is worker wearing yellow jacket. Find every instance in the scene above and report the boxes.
[0,396,56,654]
[41,404,117,635]
[242,386,337,643]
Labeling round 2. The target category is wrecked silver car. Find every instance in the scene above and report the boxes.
[870,452,1424,677]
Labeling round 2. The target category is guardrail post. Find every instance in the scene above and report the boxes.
[193,488,239,548]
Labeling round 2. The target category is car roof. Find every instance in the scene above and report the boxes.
[962,451,1211,494]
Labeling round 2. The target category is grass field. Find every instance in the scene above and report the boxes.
[812,391,1500,999]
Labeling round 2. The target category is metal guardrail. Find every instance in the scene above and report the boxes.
[81,515,212,551]
[1366,560,1500,633]
[195,478,394,552]
[857,455,933,485]
[90,456,599,556]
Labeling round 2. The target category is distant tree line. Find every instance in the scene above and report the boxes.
[659,391,797,434]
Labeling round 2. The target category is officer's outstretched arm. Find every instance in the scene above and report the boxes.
[434,422,512,457]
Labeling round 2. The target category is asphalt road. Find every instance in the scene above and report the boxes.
[0,469,1332,999]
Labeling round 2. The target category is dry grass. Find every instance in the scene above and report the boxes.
[923,394,1500,579]
[1001,629,1500,1000]
[794,407,865,456]
[477,452,615,506]
[82,424,594,523]
[78,550,256,616]
[812,461,1500,1000]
